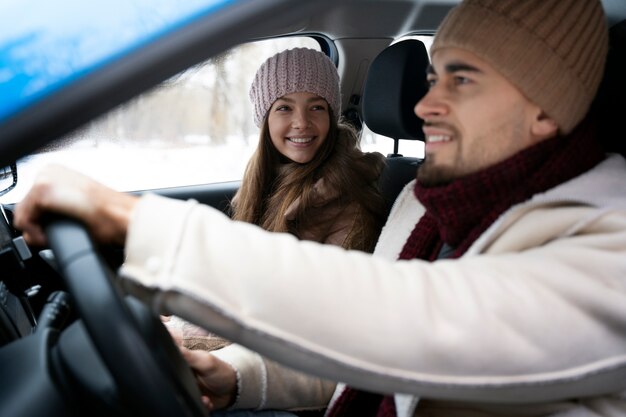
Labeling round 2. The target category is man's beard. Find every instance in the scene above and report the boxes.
[418,121,462,187]
[416,156,457,187]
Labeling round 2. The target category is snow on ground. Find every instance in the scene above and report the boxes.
[1,135,423,204]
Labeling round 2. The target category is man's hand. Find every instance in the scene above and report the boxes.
[13,165,138,246]
[180,347,238,411]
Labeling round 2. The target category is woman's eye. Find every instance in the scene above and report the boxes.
[454,76,471,85]
[426,78,437,88]
[275,105,290,111]
[311,105,327,111]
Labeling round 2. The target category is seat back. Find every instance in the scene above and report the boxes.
[362,40,430,213]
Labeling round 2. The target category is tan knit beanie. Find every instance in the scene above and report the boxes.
[431,0,609,134]
[249,48,341,127]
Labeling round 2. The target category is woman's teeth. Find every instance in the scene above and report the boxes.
[288,137,314,143]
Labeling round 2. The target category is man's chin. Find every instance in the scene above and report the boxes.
[417,161,457,187]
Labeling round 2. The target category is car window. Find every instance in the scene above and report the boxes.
[1,37,321,204]
[1,35,433,205]
[361,35,433,158]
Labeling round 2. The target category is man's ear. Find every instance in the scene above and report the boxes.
[531,111,559,140]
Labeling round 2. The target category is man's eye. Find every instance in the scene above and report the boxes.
[426,78,437,88]
[454,76,471,85]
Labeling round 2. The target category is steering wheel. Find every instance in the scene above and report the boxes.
[45,217,206,417]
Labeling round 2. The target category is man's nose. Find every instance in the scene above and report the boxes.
[414,88,449,120]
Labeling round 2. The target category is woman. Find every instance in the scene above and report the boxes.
[176,47,388,345]
[163,48,387,415]
[171,49,387,390]
[233,47,386,252]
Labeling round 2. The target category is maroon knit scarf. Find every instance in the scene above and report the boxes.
[326,117,604,417]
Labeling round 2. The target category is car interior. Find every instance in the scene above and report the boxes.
[0,0,625,416]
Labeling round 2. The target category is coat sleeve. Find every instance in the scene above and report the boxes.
[120,193,626,403]
[210,344,336,411]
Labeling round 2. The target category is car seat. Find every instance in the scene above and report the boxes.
[362,39,430,214]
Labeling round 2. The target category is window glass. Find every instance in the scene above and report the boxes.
[361,35,432,158]
[2,37,320,204]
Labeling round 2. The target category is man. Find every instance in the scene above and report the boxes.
[14,0,626,416]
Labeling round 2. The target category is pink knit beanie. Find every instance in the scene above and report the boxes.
[431,0,608,134]
[249,48,341,127]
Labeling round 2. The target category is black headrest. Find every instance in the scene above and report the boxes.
[595,19,626,157]
[362,40,430,141]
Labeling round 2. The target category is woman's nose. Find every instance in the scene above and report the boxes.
[291,109,309,128]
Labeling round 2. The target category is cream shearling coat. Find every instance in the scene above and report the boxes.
[121,154,626,417]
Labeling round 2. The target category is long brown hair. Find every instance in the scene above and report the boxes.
[232,109,386,250]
